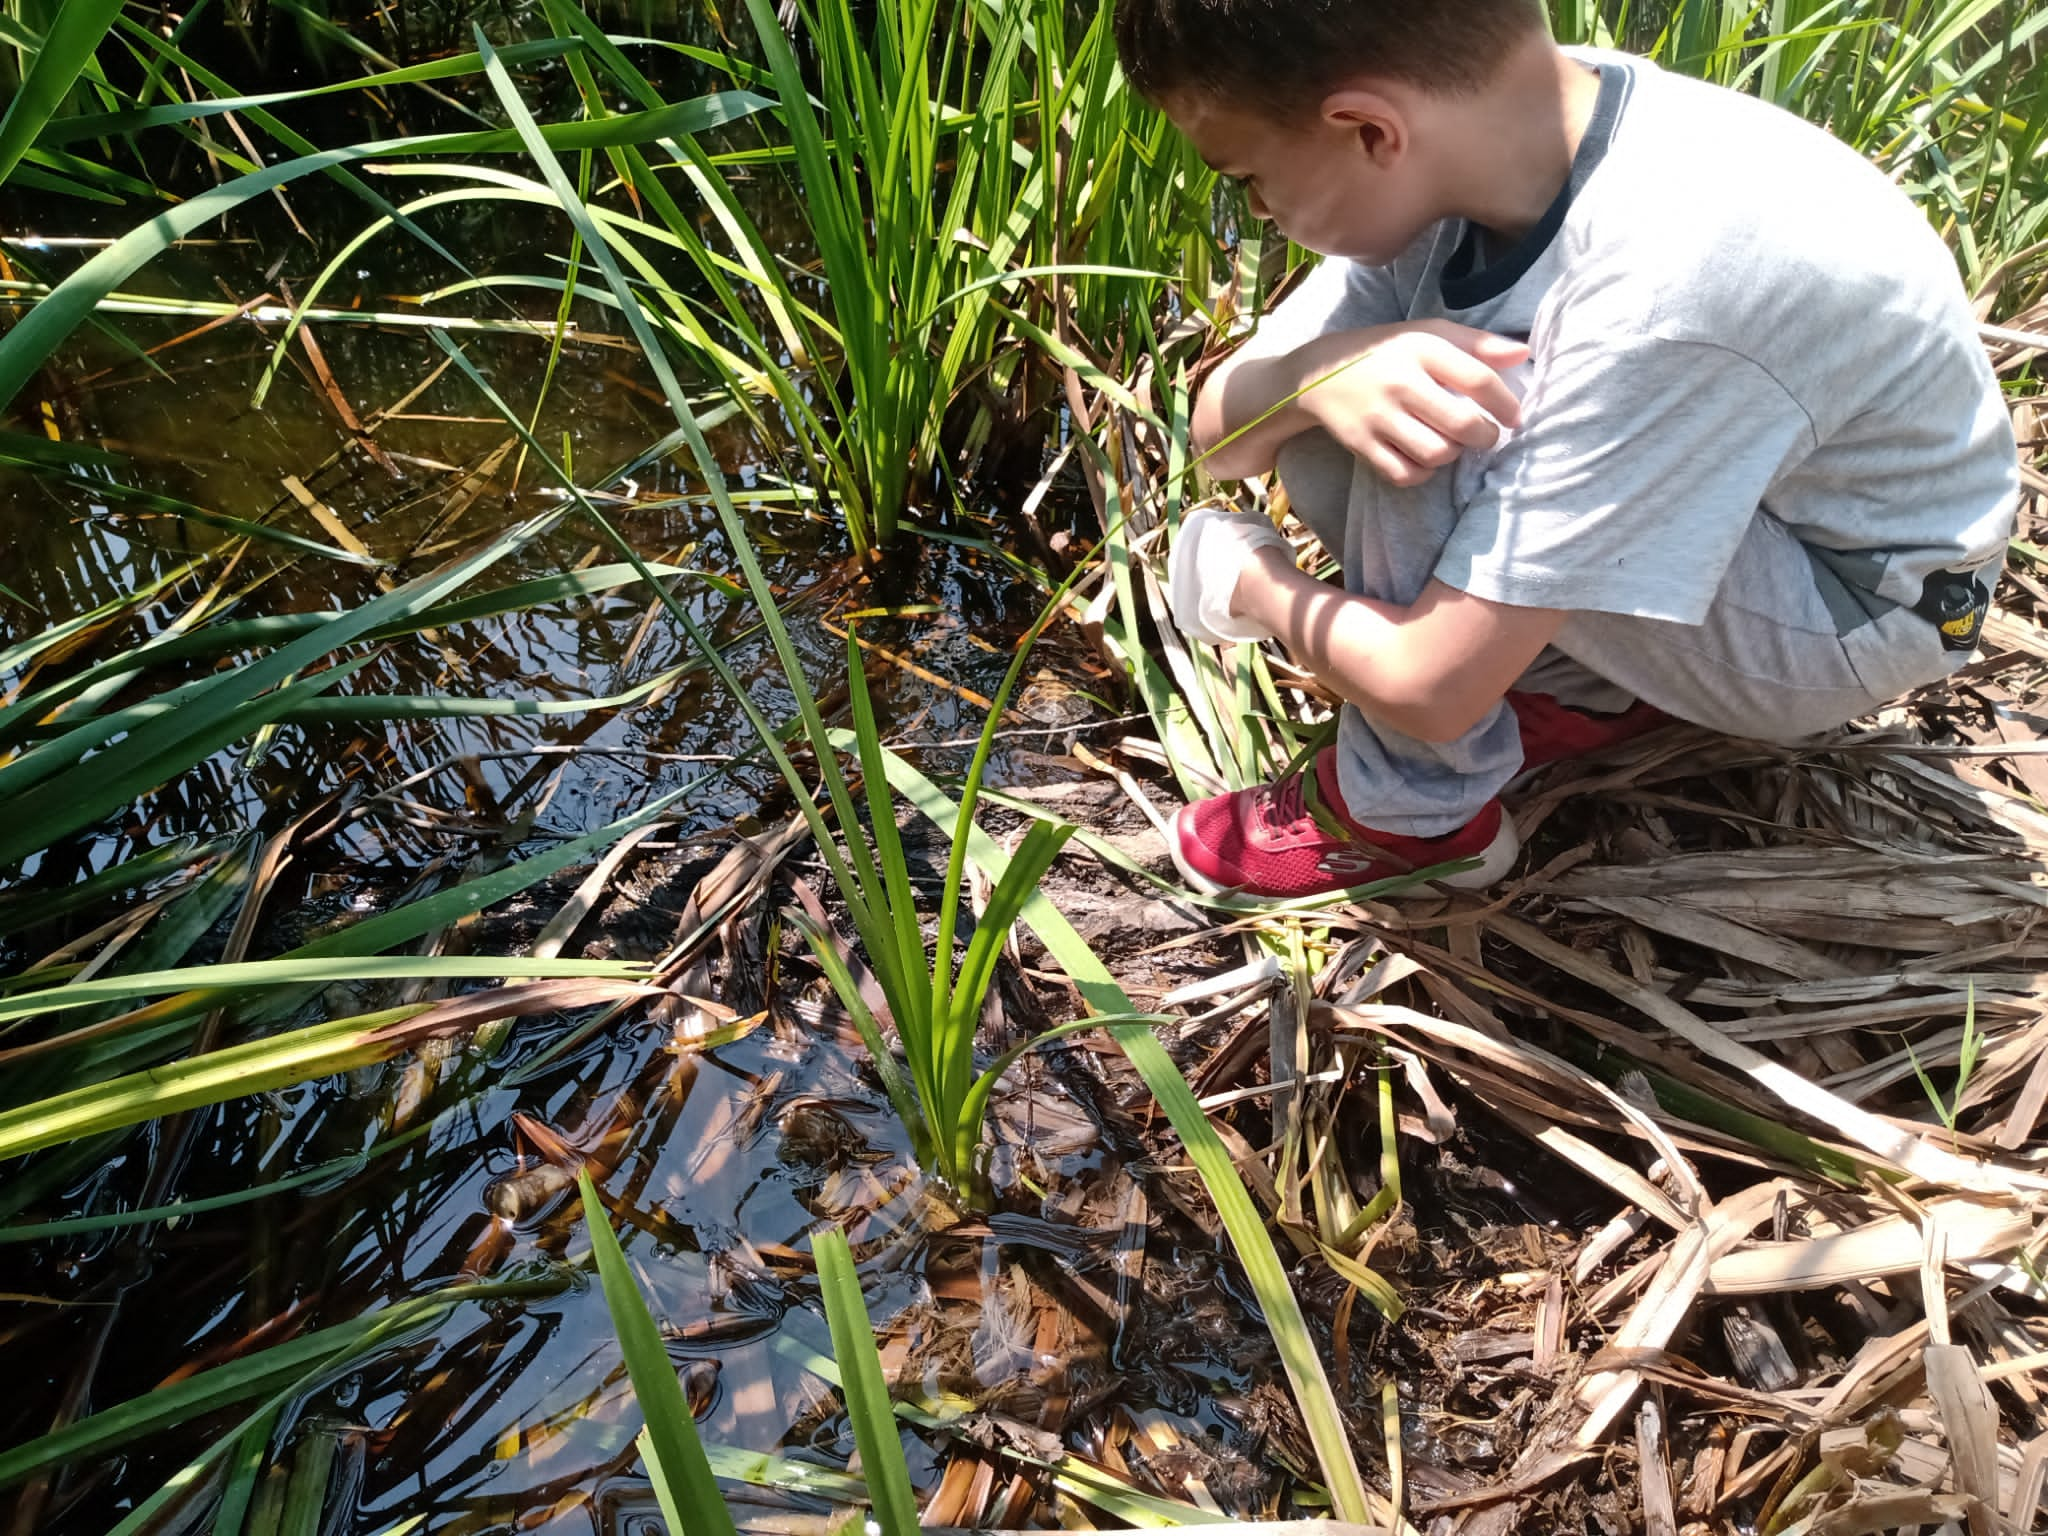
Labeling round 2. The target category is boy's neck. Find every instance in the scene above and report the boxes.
[1426,40,1605,247]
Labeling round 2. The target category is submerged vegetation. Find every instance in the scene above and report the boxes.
[2,0,2048,1531]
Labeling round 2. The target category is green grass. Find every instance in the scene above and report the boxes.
[0,972,651,1161]
[0,1279,566,1514]
[526,0,1216,552]
[1,0,2043,1526]
[1908,980,1984,1145]
[812,1227,921,1536]
[781,617,1095,1190]
[210,0,1216,567]
[1553,0,2048,301]
[579,1169,738,1536]
[0,0,125,188]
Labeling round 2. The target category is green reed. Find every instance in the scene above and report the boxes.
[812,1227,920,1536]
[779,610,1103,1193]
[0,0,126,189]
[1552,0,2048,301]
[580,1170,739,1536]
[511,0,1219,553]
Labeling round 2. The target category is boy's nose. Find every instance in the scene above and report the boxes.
[1246,187,1270,220]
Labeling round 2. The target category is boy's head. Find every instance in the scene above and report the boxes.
[1116,0,1551,261]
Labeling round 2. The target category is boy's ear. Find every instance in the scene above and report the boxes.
[1319,87,1405,164]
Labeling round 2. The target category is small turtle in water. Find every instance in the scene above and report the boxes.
[1013,668,1103,752]
[775,1097,879,1174]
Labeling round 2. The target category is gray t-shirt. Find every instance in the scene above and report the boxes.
[1241,52,2017,631]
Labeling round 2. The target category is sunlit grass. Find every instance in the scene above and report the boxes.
[579,1169,738,1536]
[813,1226,921,1536]
[1555,0,2048,301]
[533,0,1219,552]
[0,0,2043,1526]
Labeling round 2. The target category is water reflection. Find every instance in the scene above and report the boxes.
[0,49,1239,1534]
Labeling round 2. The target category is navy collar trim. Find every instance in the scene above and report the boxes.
[1438,61,1632,311]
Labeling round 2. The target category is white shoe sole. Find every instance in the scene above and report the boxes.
[1435,814,1521,889]
[1168,807,1520,901]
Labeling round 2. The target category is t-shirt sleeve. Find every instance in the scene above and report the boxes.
[1433,334,1818,625]
[1234,256,1405,365]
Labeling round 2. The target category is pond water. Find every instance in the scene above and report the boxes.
[0,38,1301,1535]
[10,948,1276,1534]
[0,198,1052,876]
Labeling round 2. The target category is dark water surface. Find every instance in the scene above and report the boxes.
[0,53,1279,1534]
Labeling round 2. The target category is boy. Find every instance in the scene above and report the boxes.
[1115,0,2019,901]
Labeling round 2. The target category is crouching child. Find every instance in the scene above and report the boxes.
[1115,0,2019,900]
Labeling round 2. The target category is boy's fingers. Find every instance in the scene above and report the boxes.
[1468,333,1532,366]
[1376,415,1459,473]
[1339,423,1427,485]
[1423,345,1523,428]
[1421,319,1532,366]
[1415,390,1503,450]
[1376,446,1437,487]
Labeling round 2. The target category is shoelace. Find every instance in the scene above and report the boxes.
[1254,769,1314,837]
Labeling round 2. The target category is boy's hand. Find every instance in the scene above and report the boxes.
[1194,319,1530,483]
[1296,321,1529,488]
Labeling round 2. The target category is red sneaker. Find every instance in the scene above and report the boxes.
[1507,691,1669,776]
[1169,747,1519,900]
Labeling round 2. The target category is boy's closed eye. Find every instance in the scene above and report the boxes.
[1201,155,1251,189]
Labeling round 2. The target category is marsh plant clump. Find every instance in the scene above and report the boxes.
[1,1,2047,1533]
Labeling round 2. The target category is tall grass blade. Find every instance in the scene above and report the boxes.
[0,1281,556,1487]
[0,559,690,744]
[0,496,627,870]
[0,955,645,1026]
[210,1409,276,1536]
[578,1169,737,1536]
[0,93,768,414]
[941,818,1072,1169]
[0,980,647,1160]
[0,1138,409,1243]
[0,554,209,676]
[277,1428,338,1536]
[732,0,886,549]
[844,635,927,994]
[0,0,125,185]
[0,834,226,941]
[32,39,582,149]
[812,1227,920,1536]
[783,907,928,1151]
[0,662,372,841]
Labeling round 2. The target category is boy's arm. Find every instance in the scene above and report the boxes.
[1231,548,1565,743]
[1194,321,1531,482]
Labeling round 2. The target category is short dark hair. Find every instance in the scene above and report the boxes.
[1114,0,1548,107]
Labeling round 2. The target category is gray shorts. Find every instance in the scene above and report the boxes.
[1279,434,1976,836]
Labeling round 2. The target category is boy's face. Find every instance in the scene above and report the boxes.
[1164,89,1433,264]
